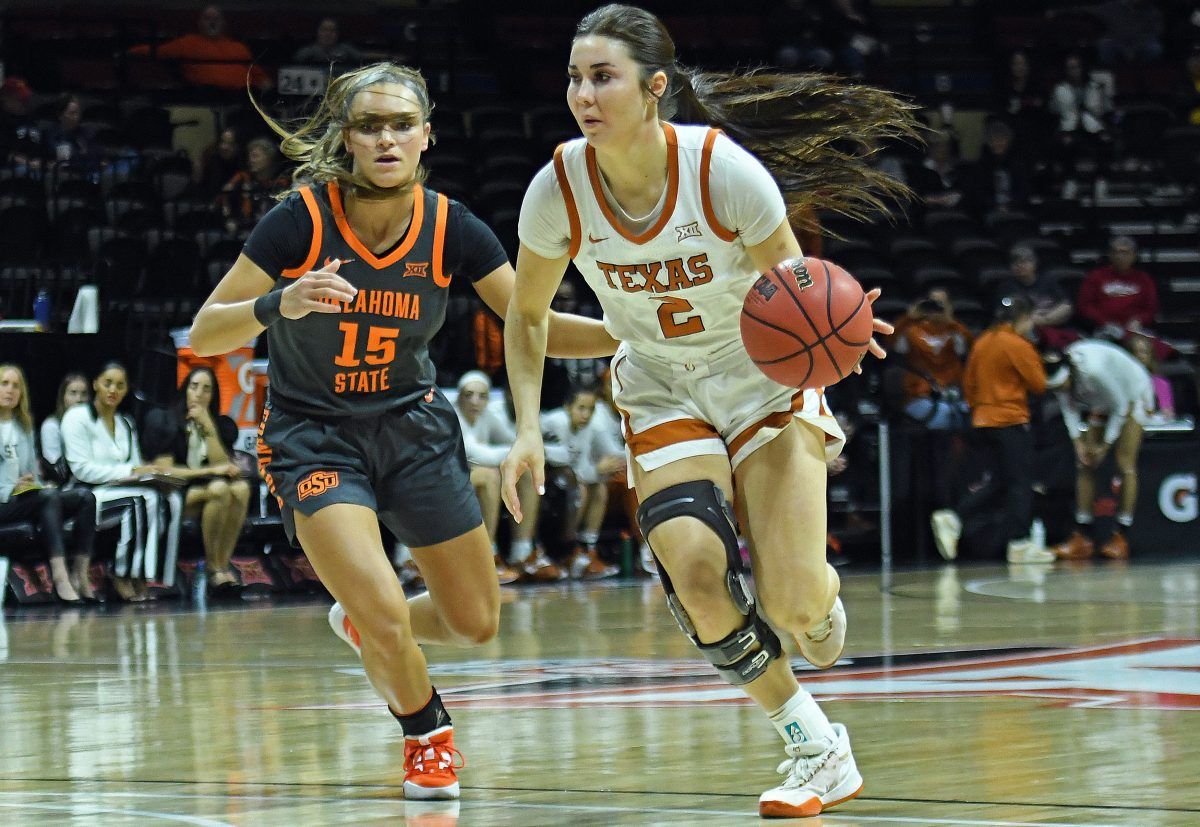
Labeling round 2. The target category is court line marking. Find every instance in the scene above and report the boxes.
[0,800,233,826]
[5,780,1198,814]
[0,791,1131,826]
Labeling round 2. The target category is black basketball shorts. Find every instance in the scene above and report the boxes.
[258,388,483,548]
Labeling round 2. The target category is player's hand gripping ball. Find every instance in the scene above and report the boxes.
[740,257,873,389]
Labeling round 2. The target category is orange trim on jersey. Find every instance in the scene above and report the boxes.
[281,186,323,279]
[328,180,425,270]
[553,144,582,259]
[626,417,721,459]
[726,391,806,459]
[585,121,679,246]
[432,193,451,288]
[700,128,737,242]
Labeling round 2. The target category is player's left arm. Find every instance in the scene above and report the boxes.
[744,221,893,367]
[473,263,619,359]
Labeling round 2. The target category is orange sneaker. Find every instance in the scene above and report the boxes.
[517,547,566,582]
[568,547,620,580]
[494,555,520,585]
[404,726,464,800]
[1052,530,1094,561]
[1100,530,1129,560]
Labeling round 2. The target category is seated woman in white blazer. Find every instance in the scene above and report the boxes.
[61,362,185,602]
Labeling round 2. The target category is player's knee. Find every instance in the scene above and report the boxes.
[452,608,499,645]
[207,479,231,500]
[668,552,732,610]
[354,605,416,650]
[759,593,826,636]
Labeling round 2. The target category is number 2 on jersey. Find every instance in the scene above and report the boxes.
[654,296,705,339]
[334,322,400,367]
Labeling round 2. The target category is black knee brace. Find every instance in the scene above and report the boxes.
[636,480,781,685]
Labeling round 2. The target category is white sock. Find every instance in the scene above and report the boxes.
[579,529,599,549]
[509,538,533,564]
[768,686,836,746]
[1117,514,1133,528]
[1075,512,1094,527]
[392,543,411,565]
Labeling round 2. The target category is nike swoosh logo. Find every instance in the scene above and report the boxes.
[588,234,608,243]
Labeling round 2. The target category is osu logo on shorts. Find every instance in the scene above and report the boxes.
[297,470,340,501]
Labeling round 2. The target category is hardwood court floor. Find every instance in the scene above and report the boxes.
[1,561,1198,825]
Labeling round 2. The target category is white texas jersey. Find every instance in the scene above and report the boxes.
[549,123,779,362]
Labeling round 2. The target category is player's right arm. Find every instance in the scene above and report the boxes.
[189,254,356,357]
[499,242,569,522]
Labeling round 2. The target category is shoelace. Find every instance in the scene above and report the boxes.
[405,742,466,775]
[775,739,833,789]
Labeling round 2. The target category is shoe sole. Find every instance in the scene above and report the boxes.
[799,598,846,670]
[404,780,460,800]
[327,603,361,656]
[759,779,863,819]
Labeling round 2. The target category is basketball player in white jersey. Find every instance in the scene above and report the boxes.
[499,5,918,819]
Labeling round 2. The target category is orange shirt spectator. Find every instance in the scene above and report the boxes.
[472,307,504,377]
[891,293,972,401]
[129,5,270,91]
[963,319,1046,428]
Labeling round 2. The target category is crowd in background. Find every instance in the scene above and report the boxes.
[3,0,1200,603]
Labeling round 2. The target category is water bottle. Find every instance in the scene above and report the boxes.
[1030,519,1046,552]
[33,289,51,331]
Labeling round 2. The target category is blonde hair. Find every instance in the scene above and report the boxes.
[575,5,921,231]
[0,363,33,433]
[253,62,434,199]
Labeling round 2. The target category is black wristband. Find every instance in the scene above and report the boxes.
[253,290,284,326]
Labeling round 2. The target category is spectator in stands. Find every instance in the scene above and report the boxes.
[1177,44,1200,125]
[890,289,972,430]
[128,5,271,92]
[141,367,249,599]
[61,362,183,602]
[454,371,558,582]
[931,297,1052,563]
[1078,236,1158,339]
[1049,52,1114,183]
[1087,0,1166,66]
[293,18,366,70]
[541,385,623,579]
[908,132,965,211]
[194,126,243,199]
[994,50,1048,153]
[0,364,97,603]
[46,95,102,176]
[769,1,835,71]
[40,372,89,479]
[0,76,43,174]
[220,137,290,231]
[471,301,505,382]
[1047,340,1155,561]
[996,244,1076,348]
[962,119,1031,219]
[1126,331,1175,419]
[543,279,608,409]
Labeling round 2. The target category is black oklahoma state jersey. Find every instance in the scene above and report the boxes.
[244,181,506,418]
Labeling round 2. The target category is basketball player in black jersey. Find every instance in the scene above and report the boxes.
[189,63,617,801]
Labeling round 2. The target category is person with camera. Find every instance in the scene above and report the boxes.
[890,289,972,430]
[931,296,1052,563]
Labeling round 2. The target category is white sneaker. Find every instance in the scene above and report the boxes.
[638,541,659,578]
[1006,538,1055,564]
[327,602,361,657]
[930,509,961,561]
[797,597,846,670]
[759,722,863,818]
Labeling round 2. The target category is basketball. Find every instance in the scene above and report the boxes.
[740,257,873,389]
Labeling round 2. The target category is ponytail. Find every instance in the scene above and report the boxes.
[576,5,921,232]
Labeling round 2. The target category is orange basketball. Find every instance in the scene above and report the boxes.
[740,257,873,389]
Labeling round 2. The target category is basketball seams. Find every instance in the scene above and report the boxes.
[773,262,843,378]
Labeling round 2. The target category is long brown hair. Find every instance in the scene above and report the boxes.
[575,5,921,230]
[0,363,33,433]
[253,62,434,199]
